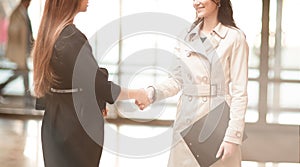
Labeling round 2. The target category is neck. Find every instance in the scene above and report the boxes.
[200,12,219,34]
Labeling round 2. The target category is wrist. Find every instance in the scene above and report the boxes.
[128,89,138,99]
[146,86,156,103]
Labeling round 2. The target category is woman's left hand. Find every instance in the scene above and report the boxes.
[216,141,239,160]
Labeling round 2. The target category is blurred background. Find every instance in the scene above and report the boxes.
[0,0,299,167]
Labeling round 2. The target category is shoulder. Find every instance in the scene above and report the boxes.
[9,6,23,21]
[226,26,247,43]
[10,5,21,16]
[55,24,87,51]
[59,24,86,41]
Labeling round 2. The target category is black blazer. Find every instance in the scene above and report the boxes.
[41,24,120,167]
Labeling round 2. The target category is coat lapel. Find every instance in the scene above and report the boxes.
[204,23,229,63]
[183,22,229,74]
[185,25,207,58]
[185,22,229,63]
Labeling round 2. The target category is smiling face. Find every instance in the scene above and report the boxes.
[79,0,89,12]
[193,0,219,19]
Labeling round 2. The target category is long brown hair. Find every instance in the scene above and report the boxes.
[32,0,80,97]
[194,0,237,29]
[218,0,237,28]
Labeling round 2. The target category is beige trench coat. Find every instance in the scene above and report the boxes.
[153,22,249,167]
[5,4,32,70]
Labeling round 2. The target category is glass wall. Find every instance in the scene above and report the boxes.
[0,0,299,125]
[231,0,263,123]
[75,0,300,125]
[0,0,27,96]
[266,0,300,125]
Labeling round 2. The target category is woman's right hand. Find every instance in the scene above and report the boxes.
[134,89,151,110]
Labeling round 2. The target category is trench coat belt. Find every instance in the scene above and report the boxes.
[50,88,83,93]
[182,84,223,97]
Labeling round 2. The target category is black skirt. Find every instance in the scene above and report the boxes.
[41,93,103,167]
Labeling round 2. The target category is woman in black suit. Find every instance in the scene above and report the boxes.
[32,0,149,166]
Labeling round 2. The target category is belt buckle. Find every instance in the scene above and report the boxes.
[210,84,217,96]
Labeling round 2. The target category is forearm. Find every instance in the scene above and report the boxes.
[116,88,142,100]
[152,78,181,102]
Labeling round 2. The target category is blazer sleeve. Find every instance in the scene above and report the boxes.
[70,33,121,105]
[95,68,121,104]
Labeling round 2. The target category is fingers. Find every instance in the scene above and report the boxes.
[216,142,224,159]
[216,141,239,161]
[101,108,108,117]
[135,100,140,105]
[136,100,147,110]
[222,149,228,161]
[135,89,151,110]
[139,104,145,110]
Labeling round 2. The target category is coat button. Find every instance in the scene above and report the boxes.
[202,76,208,84]
[186,51,192,57]
[202,96,207,102]
[188,96,193,101]
[236,131,242,138]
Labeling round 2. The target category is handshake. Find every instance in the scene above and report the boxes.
[135,87,155,110]
[121,86,155,110]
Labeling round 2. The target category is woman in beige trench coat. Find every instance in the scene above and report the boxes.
[138,0,249,166]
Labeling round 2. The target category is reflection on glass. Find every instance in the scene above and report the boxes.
[267,110,300,125]
[268,82,300,125]
[249,69,260,79]
[268,0,300,71]
[279,83,300,108]
[266,0,300,125]
[22,120,43,167]
[247,81,259,108]
[75,0,120,38]
[280,70,300,81]
[119,124,168,139]
[267,162,300,167]
[282,0,300,43]
[231,0,262,69]
[23,120,38,159]
[277,112,299,125]
[245,109,259,123]
[242,161,300,167]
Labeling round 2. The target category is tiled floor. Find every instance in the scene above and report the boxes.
[0,96,299,167]
[1,113,300,167]
[0,114,171,167]
[0,114,43,167]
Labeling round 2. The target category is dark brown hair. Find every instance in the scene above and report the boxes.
[218,0,237,28]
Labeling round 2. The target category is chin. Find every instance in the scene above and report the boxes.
[80,8,87,12]
[197,12,209,18]
[197,14,204,19]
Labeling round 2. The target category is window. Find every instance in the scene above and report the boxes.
[266,0,300,125]
[231,0,263,123]
[0,0,299,126]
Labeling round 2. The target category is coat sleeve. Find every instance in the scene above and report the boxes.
[224,31,249,145]
[6,8,28,69]
[152,43,184,102]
